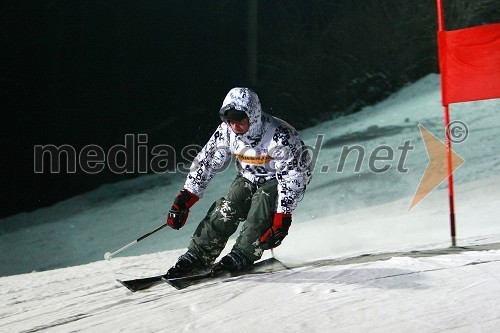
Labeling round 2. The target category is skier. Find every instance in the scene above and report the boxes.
[165,87,312,278]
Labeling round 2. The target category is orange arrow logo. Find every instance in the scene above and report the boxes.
[409,124,465,210]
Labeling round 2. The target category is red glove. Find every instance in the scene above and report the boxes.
[259,213,292,250]
[167,189,199,229]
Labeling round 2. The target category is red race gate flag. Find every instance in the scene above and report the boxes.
[438,23,500,105]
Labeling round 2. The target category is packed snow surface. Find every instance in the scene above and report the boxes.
[1,74,500,331]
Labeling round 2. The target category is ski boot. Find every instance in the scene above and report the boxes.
[165,250,204,279]
[212,249,252,275]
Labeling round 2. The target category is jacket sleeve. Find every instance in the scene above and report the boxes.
[271,125,312,214]
[184,123,231,198]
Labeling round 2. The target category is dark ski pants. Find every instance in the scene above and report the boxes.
[188,175,278,265]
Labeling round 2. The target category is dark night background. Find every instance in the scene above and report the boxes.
[1,0,499,219]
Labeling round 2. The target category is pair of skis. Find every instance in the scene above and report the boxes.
[117,257,287,292]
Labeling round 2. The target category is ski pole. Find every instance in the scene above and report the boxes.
[104,223,169,260]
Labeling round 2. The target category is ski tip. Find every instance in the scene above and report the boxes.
[117,279,139,292]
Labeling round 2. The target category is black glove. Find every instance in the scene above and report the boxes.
[167,189,199,229]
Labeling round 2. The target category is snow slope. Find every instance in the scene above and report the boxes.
[1,239,500,332]
[1,74,500,331]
